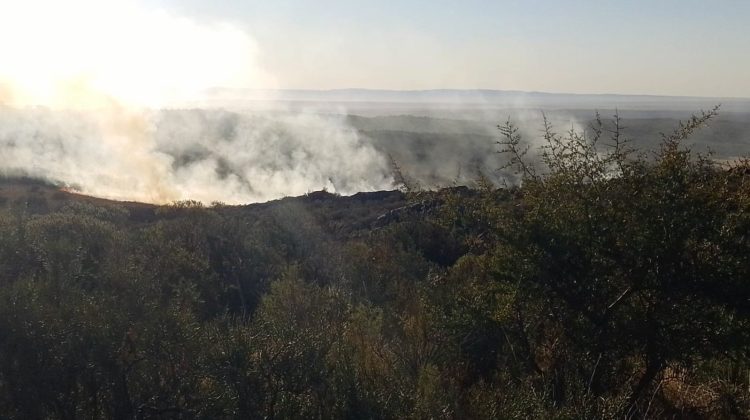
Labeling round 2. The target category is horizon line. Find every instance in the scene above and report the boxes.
[205,87,750,101]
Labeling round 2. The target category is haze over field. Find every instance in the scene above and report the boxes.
[0,0,748,204]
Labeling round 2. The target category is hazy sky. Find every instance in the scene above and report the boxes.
[2,0,749,100]
[141,0,749,97]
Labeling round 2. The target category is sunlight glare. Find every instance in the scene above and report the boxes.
[0,0,271,108]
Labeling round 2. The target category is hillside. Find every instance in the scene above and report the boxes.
[0,176,409,230]
[0,108,747,418]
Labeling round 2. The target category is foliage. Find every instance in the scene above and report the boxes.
[0,108,747,418]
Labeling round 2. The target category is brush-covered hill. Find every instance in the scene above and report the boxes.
[0,109,748,418]
[0,176,409,232]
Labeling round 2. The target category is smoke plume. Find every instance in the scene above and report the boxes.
[0,107,393,204]
[0,0,394,203]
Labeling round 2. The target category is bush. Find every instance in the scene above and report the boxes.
[439,106,750,417]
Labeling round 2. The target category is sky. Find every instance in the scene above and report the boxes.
[1,0,749,103]
[148,0,750,97]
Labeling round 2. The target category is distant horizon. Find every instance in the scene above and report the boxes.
[206,87,750,101]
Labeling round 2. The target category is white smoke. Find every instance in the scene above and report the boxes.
[0,107,393,203]
[0,0,394,203]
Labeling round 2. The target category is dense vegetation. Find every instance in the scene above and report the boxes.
[0,109,747,419]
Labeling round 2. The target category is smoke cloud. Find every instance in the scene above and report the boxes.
[0,107,393,203]
[0,0,394,203]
